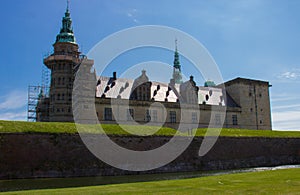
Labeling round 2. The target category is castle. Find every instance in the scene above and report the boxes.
[35,6,272,130]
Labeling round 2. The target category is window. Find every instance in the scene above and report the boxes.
[170,111,176,123]
[192,112,198,123]
[62,93,65,100]
[215,114,221,125]
[232,115,238,125]
[104,108,112,121]
[152,110,158,122]
[127,108,134,121]
[146,109,151,122]
[57,93,60,100]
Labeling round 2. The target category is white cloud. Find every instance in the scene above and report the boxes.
[272,104,300,110]
[277,69,300,80]
[0,90,28,121]
[0,90,27,110]
[126,8,139,24]
[272,111,300,131]
[271,96,300,102]
[0,111,27,121]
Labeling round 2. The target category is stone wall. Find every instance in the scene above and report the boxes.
[0,133,299,179]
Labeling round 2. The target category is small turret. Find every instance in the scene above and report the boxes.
[204,80,216,87]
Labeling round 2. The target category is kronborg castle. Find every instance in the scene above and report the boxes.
[35,6,272,130]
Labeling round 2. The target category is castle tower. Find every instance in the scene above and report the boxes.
[43,2,93,122]
[172,39,183,84]
[224,78,272,130]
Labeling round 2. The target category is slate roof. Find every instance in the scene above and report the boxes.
[96,76,225,106]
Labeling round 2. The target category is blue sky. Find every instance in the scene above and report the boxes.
[0,0,300,130]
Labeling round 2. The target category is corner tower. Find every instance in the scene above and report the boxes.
[43,2,93,122]
[172,39,183,84]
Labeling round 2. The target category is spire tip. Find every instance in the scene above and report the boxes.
[67,0,70,12]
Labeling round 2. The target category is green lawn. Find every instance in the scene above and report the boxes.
[0,120,177,136]
[1,168,299,194]
[0,120,300,137]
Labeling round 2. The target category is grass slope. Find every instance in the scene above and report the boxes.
[0,120,300,137]
[1,168,299,194]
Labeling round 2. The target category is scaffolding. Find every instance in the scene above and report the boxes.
[27,86,41,121]
[42,65,51,96]
[27,65,51,122]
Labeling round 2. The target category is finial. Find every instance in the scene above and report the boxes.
[175,38,178,51]
[67,0,70,12]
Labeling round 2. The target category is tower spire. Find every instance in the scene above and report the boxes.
[172,39,183,84]
[67,0,70,12]
[55,0,76,44]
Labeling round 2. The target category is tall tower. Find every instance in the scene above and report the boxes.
[43,2,93,122]
[172,39,183,84]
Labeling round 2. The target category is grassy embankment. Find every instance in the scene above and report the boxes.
[0,168,299,194]
[0,120,300,137]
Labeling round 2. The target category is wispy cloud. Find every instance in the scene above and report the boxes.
[0,111,27,121]
[272,104,300,110]
[0,90,27,121]
[271,96,300,102]
[126,8,139,24]
[276,69,300,80]
[272,110,300,131]
[0,90,27,110]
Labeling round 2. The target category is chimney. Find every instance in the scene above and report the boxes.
[190,75,194,81]
[113,72,117,80]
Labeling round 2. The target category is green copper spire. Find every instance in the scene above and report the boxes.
[173,39,181,70]
[55,0,76,44]
[172,39,183,84]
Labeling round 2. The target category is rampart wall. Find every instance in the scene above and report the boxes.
[0,133,299,179]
